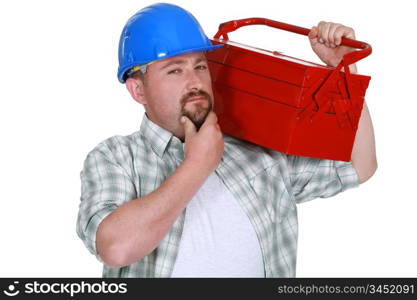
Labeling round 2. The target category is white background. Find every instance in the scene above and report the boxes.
[0,0,416,277]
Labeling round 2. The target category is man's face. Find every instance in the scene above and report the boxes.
[140,52,214,139]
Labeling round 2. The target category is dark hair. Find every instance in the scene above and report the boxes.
[128,69,146,84]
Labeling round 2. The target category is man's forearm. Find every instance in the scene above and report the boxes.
[96,159,210,268]
[340,63,377,183]
[350,101,377,183]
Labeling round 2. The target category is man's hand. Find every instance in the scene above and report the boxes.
[308,21,356,69]
[181,111,224,175]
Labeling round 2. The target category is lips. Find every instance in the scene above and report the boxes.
[186,96,206,103]
[181,90,211,107]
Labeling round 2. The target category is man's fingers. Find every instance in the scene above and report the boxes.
[181,116,197,140]
[317,21,355,48]
[202,111,218,127]
[328,23,342,47]
[342,26,355,39]
[334,26,345,46]
[317,21,330,45]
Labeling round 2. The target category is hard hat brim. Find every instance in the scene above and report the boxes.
[118,44,223,83]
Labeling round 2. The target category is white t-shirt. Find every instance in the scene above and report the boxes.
[171,172,265,277]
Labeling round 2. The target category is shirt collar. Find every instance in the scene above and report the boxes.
[139,114,184,158]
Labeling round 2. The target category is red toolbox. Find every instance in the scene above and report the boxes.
[207,18,372,161]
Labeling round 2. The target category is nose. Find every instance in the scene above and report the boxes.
[185,69,203,91]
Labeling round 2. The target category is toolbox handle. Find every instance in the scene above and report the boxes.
[214,18,372,66]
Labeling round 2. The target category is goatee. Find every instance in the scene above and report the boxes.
[180,89,213,130]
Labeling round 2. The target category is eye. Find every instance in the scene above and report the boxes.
[167,68,182,75]
[195,64,207,70]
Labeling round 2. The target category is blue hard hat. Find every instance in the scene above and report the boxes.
[117,3,223,83]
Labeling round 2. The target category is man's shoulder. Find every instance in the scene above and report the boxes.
[224,135,282,155]
[85,130,144,161]
[223,134,286,166]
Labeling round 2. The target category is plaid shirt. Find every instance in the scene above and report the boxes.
[76,114,359,277]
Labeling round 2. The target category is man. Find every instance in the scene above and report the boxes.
[76,3,377,277]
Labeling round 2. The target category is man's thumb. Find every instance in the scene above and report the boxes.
[181,116,196,140]
[308,26,318,40]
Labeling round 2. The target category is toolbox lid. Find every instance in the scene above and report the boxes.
[208,38,331,87]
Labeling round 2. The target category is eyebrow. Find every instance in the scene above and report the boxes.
[159,59,186,70]
[195,57,207,64]
[159,56,207,70]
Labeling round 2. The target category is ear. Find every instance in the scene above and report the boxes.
[126,77,147,105]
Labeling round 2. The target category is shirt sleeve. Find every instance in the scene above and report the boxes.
[286,154,359,204]
[76,142,137,262]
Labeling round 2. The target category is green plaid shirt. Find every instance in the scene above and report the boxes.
[76,114,359,277]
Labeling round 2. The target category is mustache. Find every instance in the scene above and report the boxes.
[180,89,211,105]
